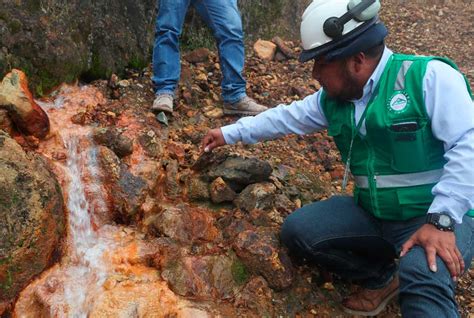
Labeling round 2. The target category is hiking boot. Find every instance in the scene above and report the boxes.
[223,96,268,116]
[152,94,173,114]
[342,276,399,316]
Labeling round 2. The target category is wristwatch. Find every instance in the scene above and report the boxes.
[426,212,455,232]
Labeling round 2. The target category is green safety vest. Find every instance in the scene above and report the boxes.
[321,53,474,220]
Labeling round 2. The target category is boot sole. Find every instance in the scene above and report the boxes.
[342,289,399,317]
[222,109,262,116]
[151,105,173,114]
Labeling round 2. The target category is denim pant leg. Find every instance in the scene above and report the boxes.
[280,196,398,289]
[193,0,246,103]
[391,215,474,318]
[152,0,191,96]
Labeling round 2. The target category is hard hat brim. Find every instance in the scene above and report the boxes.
[299,18,387,63]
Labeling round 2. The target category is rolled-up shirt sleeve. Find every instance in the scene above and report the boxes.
[221,91,328,144]
[424,60,474,223]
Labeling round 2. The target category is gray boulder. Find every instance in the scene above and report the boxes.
[0,0,155,94]
[0,131,64,308]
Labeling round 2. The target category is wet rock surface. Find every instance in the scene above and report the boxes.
[97,146,148,222]
[92,127,133,158]
[0,69,50,138]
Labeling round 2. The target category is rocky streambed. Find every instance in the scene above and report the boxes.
[1,1,473,316]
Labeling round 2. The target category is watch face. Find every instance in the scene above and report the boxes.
[439,215,452,227]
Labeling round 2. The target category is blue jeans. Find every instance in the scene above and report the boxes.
[281,196,474,317]
[153,0,247,104]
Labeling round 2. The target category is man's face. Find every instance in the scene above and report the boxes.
[312,57,362,101]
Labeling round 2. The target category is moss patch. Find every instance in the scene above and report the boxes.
[231,259,249,285]
[81,51,111,82]
[241,0,286,40]
[7,19,22,34]
[127,54,148,71]
[181,24,215,51]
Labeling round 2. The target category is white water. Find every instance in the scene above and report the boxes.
[60,135,104,317]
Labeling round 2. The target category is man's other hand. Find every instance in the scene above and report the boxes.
[400,224,464,280]
[202,128,226,152]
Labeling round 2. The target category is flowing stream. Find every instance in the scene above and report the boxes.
[33,86,114,317]
[61,135,107,317]
[14,85,189,317]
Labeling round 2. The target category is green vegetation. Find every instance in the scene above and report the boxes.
[0,256,13,294]
[35,69,60,96]
[7,19,22,34]
[81,52,110,82]
[231,259,249,285]
[241,0,286,40]
[0,267,14,295]
[24,0,42,13]
[127,54,148,71]
[181,24,215,51]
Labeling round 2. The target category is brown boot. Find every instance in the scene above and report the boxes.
[342,276,399,316]
[222,96,268,116]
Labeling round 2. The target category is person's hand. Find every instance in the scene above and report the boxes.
[201,128,226,152]
[400,224,464,280]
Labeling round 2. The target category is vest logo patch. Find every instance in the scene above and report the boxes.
[388,92,409,113]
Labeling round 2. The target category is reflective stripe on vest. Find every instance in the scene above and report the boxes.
[394,60,413,91]
[354,169,443,189]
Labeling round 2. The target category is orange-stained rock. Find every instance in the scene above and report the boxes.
[234,182,276,212]
[233,228,294,290]
[0,69,50,138]
[210,177,236,203]
[161,254,240,299]
[96,146,148,223]
[0,109,14,136]
[147,204,220,244]
[12,226,243,318]
[0,302,9,316]
[183,47,211,64]
[234,276,274,314]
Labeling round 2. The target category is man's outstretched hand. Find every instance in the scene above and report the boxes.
[202,128,226,152]
[400,224,464,281]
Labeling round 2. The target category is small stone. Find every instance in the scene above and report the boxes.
[253,39,277,61]
[188,176,210,201]
[204,107,223,119]
[210,177,236,203]
[156,112,169,126]
[117,79,130,88]
[51,151,67,161]
[183,47,211,63]
[71,112,86,125]
[234,182,276,212]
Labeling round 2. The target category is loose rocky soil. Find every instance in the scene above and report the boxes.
[6,1,473,317]
[75,1,472,316]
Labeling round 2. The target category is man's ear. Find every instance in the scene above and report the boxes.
[350,52,366,74]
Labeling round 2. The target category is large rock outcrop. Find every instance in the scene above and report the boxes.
[0,0,311,95]
[0,131,64,309]
[0,0,156,94]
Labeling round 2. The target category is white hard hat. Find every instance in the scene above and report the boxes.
[299,0,384,62]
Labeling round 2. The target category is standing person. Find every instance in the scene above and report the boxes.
[151,0,268,116]
[201,0,474,316]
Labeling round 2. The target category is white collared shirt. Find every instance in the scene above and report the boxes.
[221,47,474,223]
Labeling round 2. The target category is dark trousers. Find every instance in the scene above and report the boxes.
[280,196,473,317]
